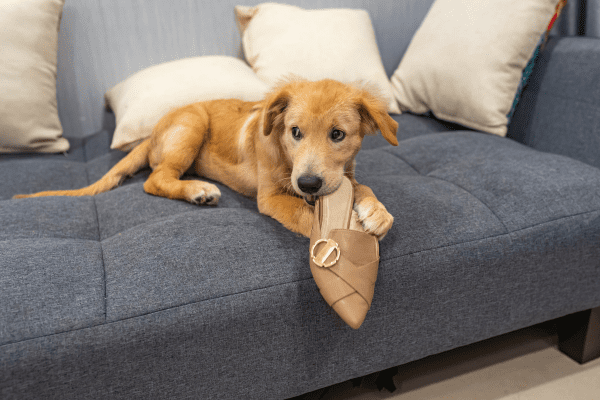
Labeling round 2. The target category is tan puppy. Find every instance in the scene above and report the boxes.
[14,79,399,239]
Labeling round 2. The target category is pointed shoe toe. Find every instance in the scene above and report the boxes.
[332,293,370,330]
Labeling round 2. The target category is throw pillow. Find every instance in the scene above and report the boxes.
[235,2,400,114]
[106,56,269,152]
[0,0,68,153]
[390,0,559,136]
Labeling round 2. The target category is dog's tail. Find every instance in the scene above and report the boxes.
[13,139,151,199]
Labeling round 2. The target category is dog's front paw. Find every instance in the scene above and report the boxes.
[187,181,221,205]
[354,198,393,240]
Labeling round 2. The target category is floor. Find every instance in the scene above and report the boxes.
[292,322,600,400]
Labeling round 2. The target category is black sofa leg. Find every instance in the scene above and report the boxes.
[348,366,399,393]
[557,306,600,364]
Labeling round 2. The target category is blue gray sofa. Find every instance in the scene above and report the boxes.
[2,1,600,399]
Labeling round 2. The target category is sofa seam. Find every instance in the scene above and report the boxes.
[424,174,511,236]
[0,238,99,245]
[383,208,600,262]
[98,205,258,242]
[2,208,599,348]
[383,148,511,235]
[0,277,314,348]
[91,196,107,322]
[381,148,421,175]
[81,138,89,163]
[84,158,108,321]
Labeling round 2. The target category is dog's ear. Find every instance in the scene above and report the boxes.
[262,86,290,136]
[355,90,399,146]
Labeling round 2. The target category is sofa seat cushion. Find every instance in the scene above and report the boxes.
[2,128,599,320]
[2,129,600,331]
[2,129,600,398]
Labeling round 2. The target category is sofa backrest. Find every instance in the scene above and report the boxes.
[56,0,434,139]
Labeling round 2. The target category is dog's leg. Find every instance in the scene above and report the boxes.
[144,165,221,205]
[143,108,221,205]
[352,181,394,240]
[257,193,314,237]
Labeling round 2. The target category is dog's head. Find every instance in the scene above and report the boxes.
[262,79,398,198]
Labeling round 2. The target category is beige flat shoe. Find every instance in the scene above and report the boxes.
[309,177,380,329]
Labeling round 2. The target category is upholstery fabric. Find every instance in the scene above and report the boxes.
[2,124,600,399]
[508,37,600,170]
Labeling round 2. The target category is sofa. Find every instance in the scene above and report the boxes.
[1,0,600,399]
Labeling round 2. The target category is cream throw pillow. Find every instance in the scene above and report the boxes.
[235,2,400,114]
[391,0,558,136]
[106,56,269,152]
[0,0,68,153]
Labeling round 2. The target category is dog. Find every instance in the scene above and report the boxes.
[14,79,399,239]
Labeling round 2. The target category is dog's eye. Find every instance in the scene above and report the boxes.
[330,129,345,142]
[291,126,302,140]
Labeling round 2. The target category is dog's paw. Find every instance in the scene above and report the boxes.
[187,181,221,206]
[354,198,393,240]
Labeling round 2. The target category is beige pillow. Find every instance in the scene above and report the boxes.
[106,56,269,152]
[0,0,68,153]
[235,3,400,114]
[391,0,558,136]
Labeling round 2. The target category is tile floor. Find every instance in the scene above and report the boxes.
[292,322,600,400]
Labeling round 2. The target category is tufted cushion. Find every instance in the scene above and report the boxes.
[2,121,600,399]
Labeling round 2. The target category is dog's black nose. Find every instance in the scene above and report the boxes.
[298,175,322,194]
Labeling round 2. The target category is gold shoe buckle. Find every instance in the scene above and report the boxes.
[311,239,341,268]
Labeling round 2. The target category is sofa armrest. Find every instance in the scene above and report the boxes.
[508,36,600,170]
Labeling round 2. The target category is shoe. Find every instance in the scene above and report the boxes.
[309,176,380,329]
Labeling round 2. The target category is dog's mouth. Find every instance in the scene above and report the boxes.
[296,180,342,204]
[303,194,317,206]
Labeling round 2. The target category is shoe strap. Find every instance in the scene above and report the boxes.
[320,177,354,239]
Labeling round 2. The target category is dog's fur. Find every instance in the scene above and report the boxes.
[14,79,399,239]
